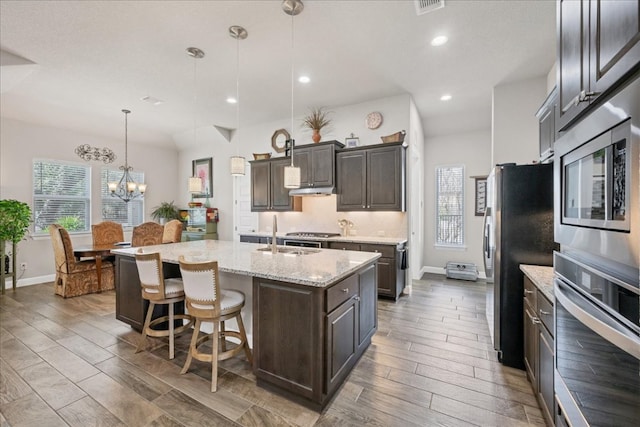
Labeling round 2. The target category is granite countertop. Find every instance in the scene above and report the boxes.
[112,240,380,288]
[520,264,554,303]
[241,231,407,246]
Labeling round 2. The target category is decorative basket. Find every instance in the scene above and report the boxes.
[253,152,272,160]
[381,130,406,144]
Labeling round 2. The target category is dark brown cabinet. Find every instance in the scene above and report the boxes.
[253,261,377,410]
[535,87,557,162]
[293,141,342,189]
[250,158,302,212]
[239,235,283,245]
[522,276,555,426]
[328,241,405,300]
[557,0,640,131]
[336,142,406,212]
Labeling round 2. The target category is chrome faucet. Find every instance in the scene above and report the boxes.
[271,214,278,253]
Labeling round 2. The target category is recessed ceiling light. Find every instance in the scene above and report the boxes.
[298,75,310,83]
[440,94,452,101]
[226,97,237,104]
[140,95,164,106]
[430,35,448,46]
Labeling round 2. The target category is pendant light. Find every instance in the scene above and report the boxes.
[283,0,304,189]
[229,25,248,176]
[107,109,146,202]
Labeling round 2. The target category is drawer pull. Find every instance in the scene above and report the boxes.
[342,288,349,293]
[539,309,551,316]
[524,289,534,295]
[531,317,541,325]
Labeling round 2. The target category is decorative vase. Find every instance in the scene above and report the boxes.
[312,129,321,143]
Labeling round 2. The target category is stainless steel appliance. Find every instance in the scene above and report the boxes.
[553,73,640,427]
[554,253,639,427]
[283,232,340,248]
[483,162,555,369]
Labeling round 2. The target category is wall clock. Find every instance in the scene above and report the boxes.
[271,128,290,153]
[366,111,383,129]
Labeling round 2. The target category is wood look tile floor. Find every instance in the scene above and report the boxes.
[0,275,546,427]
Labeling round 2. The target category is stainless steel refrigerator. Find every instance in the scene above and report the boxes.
[483,162,555,369]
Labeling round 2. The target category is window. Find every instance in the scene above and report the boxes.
[33,159,91,234]
[101,167,144,227]
[435,165,464,246]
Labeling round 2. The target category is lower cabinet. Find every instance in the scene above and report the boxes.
[523,275,555,426]
[253,262,377,410]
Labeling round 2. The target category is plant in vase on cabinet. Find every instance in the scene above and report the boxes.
[302,107,332,143]
[150,201,180,225]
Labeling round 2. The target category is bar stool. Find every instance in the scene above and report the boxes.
[135,250,193,359]
[178,255,252,392]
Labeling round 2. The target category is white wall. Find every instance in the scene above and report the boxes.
[0,117,179,284]
[423,128,492,276]
[407,97,425,281]
[492,76,547,166]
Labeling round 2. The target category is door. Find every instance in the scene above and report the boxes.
[310,144,335,187]
[270,158,293,211]
[357,264,377,349]
[325,297,358,395]
[367,145,402,210]
[337,151,367,211]
[251,161,270,211]
[293,148,312,188]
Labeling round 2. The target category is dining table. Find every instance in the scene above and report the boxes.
[73,243,130,292]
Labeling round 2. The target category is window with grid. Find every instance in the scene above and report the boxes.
[32,159,91,234]
[100,167,144,227]
[435,165,464,246]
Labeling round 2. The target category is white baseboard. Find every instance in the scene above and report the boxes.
[419,266,487,280]
[2,274,55,289]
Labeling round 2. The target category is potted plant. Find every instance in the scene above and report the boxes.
[0,199,32,292]
[302,107,332,143]
[150,201,180,225]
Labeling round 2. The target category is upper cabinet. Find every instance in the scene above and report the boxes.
[336,142,406,212]
[557,0,640,131]
[251,158,302,212]
[535,87,558,162]
[293,141,344,189]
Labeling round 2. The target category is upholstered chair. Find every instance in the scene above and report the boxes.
[92,221,124,246]
[131,222,164,247]
[135,250,193,359]
[178,256,252,392]
[49,224,115,298]
[162,220,183,244]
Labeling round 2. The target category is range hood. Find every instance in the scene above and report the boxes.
[288,186,335,196]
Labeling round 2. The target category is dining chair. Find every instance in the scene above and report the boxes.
[178,255,252,392]
[49,224,115,298]
[131,222,164,247]
[92,221,124,246]
[134,250,193,359]
[162,219,183,243]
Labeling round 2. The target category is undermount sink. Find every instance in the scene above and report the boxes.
[256,246,320,255]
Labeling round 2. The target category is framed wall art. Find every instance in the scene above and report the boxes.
[192,157,213,198]
[473,176,488,216]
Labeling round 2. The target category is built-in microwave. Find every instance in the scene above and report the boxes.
[554,74,639,276]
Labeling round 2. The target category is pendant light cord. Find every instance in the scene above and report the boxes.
[124,111,128,167]
[290,11,295,166]
[193,54,198,148]
[236,34,240,156]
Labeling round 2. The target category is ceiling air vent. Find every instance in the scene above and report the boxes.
[415,0,444,16]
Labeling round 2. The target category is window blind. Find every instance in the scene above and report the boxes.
[435,165,464,246]
[101,168,144,227]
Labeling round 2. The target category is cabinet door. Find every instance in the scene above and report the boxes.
[523,302,538,390]
[357,264,377,349]
[557,0,590,131]
[367,145,403,211]
[328,242,361,251]
[251,161,270,211]
[270,158,294,211]
[336,151,367,211]
[376,257,396,298]
[538,98,556,161]
[538,325,555,425]
[311,144,335,187]
[589,0,640,98]
[325,297,358,395]
[293,148,312,188]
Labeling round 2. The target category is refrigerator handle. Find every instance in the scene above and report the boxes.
[482,207,491,260]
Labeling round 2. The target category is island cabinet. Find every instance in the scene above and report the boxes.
[239,235,283,245]
[523,275,555,426]
[336,142,406,211]
[252,262,377,410]
[556,0,640,131]
[328,241,406,300]
[293,141,343,189]
[250,158,302,212]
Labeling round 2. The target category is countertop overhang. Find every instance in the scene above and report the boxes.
[112,240,381,288]
[243,231,407,246]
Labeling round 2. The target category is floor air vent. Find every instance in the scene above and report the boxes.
[415,0,445,16]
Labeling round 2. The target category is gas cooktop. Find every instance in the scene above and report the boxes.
[285,232,340,238]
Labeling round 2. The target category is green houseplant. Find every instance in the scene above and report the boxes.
[150,201,180,224]
[302,107,332,143]
[0,199,32,293]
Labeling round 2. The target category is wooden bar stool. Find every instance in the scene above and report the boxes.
[178,255,252,392]
[135,250,193,359]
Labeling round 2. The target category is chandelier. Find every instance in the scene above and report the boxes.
[107,109,146,202]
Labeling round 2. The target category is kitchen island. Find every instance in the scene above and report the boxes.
[112,239,381,410]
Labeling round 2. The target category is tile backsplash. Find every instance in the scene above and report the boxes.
[258,195,408,238]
